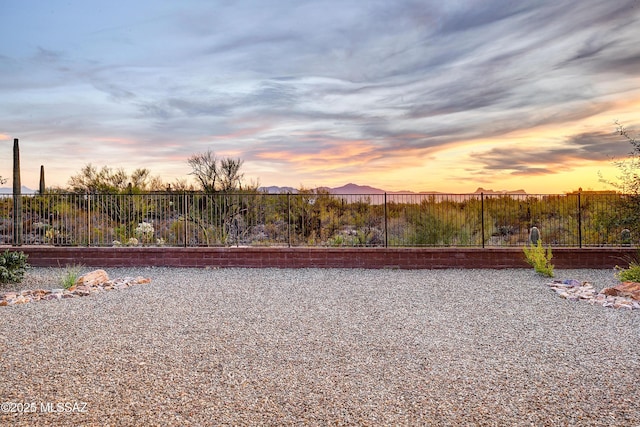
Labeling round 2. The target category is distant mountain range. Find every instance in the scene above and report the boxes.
[0,183,527,195]
[0,186,36,195]
[260,183,527,195]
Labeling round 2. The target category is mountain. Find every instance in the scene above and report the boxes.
[472,187,527,195]
[330,183,386,195]
[259,183,527,195]
[0,186,36,195]
[0,183,528,195]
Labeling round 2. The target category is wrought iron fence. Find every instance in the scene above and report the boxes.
[0,192,636,247]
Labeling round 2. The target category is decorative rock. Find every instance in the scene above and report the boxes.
[614,300,634,310]
[76,269,110,287]
[601,281,640,301]
[33,289,51,297]
[564,279,581,287]
[1,273,151,306]
[14,295,29,304]
[548,279,640,310]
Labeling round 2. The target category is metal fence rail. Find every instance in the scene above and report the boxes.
[0,192,636,247]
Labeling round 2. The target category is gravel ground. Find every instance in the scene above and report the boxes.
[1,267,639,426]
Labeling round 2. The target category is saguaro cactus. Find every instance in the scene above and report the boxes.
[529,226,540,245]
[39,165,45,194]
[13,138,22,246]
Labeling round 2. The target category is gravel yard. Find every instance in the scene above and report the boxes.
[1,267,639,426]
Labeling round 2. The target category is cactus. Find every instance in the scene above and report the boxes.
[529,226,540,245]
[39,165,45,194]
[621,228,632,245]
[12,138,22,246]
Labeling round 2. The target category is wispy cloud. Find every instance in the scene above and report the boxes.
[0,0,639,191]
[470,131,630,176]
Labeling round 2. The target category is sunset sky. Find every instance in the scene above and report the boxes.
[1,0,639,193]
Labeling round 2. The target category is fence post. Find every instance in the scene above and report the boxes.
[480,192,485,248]
[287,193,291,247]
[577,192,582,248]
[87,192,91,246]
[234,194,239,248]
[183,192,188,247]
[384,192,388,247]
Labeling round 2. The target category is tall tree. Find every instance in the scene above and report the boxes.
[188,150,245,192]
[188,150,218,193]
[601,122,640,233]
[609,121,640,195]
[220,157,244,192]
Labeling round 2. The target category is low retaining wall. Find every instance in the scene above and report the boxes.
[3,246,636,269]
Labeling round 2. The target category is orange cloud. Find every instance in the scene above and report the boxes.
[256,139,384,171]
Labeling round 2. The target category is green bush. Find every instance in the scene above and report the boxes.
[0,250,30,284]
[523,240,554,277]
[615,260,640,282]
[60,264,84,289]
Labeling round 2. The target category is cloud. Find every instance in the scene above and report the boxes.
[437,1,533,35]
[91,80,137,102]
[470,131,631,177]
[1,0,639,190]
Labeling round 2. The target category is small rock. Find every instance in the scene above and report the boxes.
[14,295,30,304]
[562,279,581,287]
[76,269,110,287]
[601,282,640,301]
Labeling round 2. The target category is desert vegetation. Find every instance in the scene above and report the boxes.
[0,189,634,248]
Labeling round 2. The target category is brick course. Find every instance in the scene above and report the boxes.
[3,246,635,269]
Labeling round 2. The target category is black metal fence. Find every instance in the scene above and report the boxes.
[0,192,636,247]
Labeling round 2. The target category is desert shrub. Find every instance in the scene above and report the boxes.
[410,213,457,246]
[135,221,154,245]
[60,264,84,289]
[0,250,29,284]
[615,260,640,282]
[523,240,554,277]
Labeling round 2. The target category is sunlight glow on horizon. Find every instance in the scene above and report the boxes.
[1,120,634,194]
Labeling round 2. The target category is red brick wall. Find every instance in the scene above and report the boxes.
[5,246,636,269]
